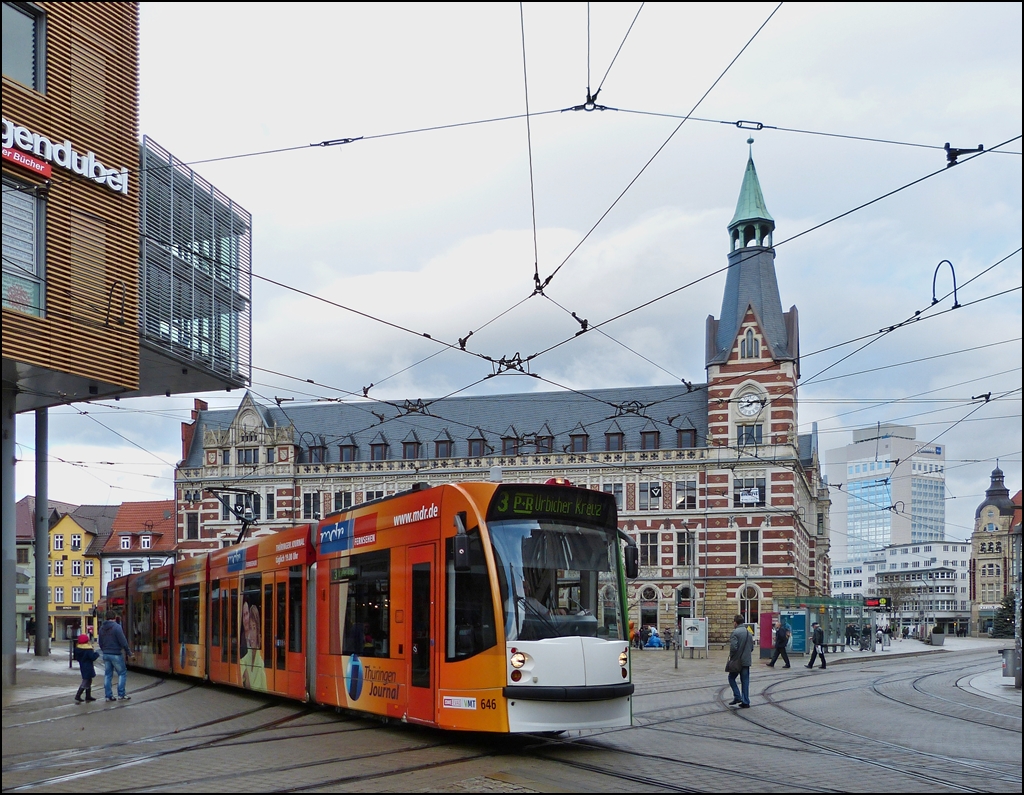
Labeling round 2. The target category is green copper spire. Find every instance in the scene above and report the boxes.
[728,154,774,229]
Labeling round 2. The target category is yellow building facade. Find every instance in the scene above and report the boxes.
[46,515,102,641]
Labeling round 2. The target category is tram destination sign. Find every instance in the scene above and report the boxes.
[486,484,617,530]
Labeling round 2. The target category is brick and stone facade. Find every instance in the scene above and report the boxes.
[173,153,830,644]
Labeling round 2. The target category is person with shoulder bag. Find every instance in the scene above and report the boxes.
[726,614,753,708]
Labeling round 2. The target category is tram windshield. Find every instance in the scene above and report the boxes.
[489,518,626,642]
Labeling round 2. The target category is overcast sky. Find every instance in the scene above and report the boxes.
[14,2,1022,543]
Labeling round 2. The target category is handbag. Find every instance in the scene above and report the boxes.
[725,657,742,674]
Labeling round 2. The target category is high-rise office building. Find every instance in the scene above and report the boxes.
[824,424,945,565]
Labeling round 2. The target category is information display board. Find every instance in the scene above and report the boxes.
[681,617,707,649]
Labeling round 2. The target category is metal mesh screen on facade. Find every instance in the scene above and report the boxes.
[139,136,251,385]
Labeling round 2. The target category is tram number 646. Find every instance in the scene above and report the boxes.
[481,698,497,710]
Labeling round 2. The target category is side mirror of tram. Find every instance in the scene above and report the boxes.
[624,545,639,579]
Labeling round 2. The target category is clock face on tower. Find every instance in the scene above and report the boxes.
[738,394,764,416]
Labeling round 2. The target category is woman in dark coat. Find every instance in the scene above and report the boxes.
[74,633,100,703]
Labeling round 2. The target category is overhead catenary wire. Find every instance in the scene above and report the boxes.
[519,3,541,291]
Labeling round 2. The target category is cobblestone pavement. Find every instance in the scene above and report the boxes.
[3,639,1019,793]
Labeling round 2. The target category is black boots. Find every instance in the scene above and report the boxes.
[85,687,96,702]
[75,685,96,703]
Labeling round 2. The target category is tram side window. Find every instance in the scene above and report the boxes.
[445,531,497,661]
[341,550,390,658]
[179,584,200,645]
[242,574,262,668]
[229,586,239,664]
[289,566,303,653]
[211,580,221,651]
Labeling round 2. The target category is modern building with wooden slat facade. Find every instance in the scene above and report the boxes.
[3,2,142,409]
[2,1,251,685]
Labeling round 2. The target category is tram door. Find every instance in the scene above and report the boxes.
[260,572,289,694]
[407,544,436,724]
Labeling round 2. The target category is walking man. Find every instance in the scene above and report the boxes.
[727,614,753,708]
[766,619,791,668]
[99,610,133,701]
[806,621,827,669]
[25,617,36,653]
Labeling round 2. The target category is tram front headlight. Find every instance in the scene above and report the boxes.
[510,651,527,669]
[619,649,629,667]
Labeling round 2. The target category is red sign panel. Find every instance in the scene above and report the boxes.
[2,146,52,178]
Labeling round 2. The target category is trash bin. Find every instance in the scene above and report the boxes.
[1000,649,1015,678]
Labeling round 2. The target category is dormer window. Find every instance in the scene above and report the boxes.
[740,329,760,359]
[403,441,421,460]
[535,435,553,453]
[468,438,485,457]
[309,445,326,464]
[120,536,131,550]
[339,444,357,462]
[435,439,452,458]
[605,432,624,451]
[641,431,660,450]
[677,429,696,448]
[569,434,588,453]
[141,536,151,550]
[370,443,388,461]
[502,438,519,456]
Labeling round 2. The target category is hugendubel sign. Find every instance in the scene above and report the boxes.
[2,116,129,195]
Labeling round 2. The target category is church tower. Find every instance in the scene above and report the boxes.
[705,147,800,449]
[698,148,826,640]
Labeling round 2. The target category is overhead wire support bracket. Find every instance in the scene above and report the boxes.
[944,142,983,167]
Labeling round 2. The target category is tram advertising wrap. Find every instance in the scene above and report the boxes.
[113,481,634,733]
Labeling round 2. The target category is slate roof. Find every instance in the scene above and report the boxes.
[68,505,120,556]
[183,384,710,467]
[15,496,79,541]
[708,155,797,367]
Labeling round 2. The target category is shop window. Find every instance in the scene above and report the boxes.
[2,176,46,318]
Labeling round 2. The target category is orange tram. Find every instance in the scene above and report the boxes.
[104,481,639,733]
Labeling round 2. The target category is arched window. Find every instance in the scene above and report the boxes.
[740,328,759,359]
[738,585,759,625]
